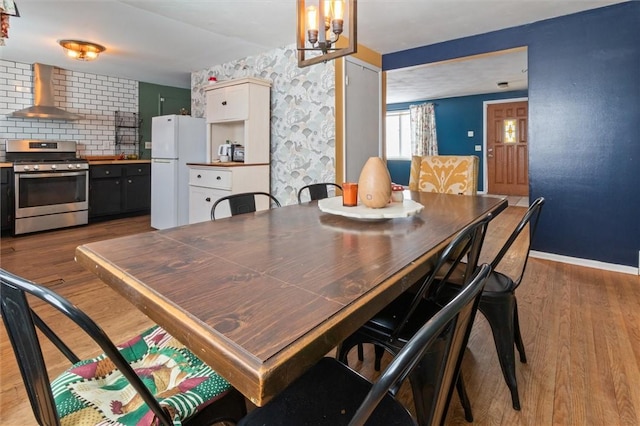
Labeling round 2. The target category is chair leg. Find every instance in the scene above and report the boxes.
[479,296,521,410]
[374,344,385,371]
[456,374,473,422]
[357,343,364,361]
[513,302,527,363]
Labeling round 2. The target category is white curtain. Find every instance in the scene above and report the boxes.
[409,103,438,156]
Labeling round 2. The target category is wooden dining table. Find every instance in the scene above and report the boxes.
[75,191,507,407]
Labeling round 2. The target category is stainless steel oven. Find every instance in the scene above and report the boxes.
[7,140,89,235]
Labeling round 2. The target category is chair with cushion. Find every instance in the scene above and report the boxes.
[211,191,281,220]
[409,155,479,195]
[297,182,342,204]
[0,268,247,426]
[435,197,545,410]
[336,213,493,424]
[239,264,492,426]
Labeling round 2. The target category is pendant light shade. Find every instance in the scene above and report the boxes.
[296,0,357,67]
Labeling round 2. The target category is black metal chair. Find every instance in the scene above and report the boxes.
[0,268,247,426]
[297,182,342,203]
[239,264,492,426]
[336,213,493,424]
[436,197,545,410]
[211,191,281,220]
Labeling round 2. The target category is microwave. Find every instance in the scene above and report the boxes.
[232,146,245,162]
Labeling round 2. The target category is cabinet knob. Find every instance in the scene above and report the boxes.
[197,174,202,178]
[105,170,110,175]
[138,168,142,172]
[205,197,211,202]
[115,180,120,185]
[128,179,132,184]
[216,176,221,180]
[221,101,227,106]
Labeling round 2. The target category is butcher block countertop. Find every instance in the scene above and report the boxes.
[88,159,151,165]
[0,162,12,168]
[187,162,269,167]
[83,155,150,165]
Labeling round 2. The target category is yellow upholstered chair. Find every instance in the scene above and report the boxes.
[409,155,479,195]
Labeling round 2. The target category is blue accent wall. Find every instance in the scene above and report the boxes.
[384,2,640,268]
[387,90,528,190]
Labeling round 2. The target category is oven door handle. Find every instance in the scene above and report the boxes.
[16,171,87,179]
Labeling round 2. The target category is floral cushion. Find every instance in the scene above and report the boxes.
[50,325,232,425]
[409,155,478,195]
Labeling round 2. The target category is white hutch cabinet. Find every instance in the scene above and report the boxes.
[188,77,272,223]
[204,77,271,164]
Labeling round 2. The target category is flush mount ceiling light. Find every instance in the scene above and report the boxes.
[297,0,356,68]
[58,39,106,61]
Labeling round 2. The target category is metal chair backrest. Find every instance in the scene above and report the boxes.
[297,183,342,203]
[350,264,491,425]
[491,197,545,288]
[210,192,281,220]
[391,213,492,342]
[0,269,174,426]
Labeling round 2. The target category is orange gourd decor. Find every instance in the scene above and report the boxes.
[358,157,392,208]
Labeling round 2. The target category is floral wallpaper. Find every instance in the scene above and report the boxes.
[191,44,336,206]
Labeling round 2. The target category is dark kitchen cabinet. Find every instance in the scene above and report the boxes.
[122,165,151,213]
[89,163,150,220]
[1,167,13,232]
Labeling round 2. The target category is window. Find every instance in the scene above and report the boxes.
[504,119,517,143]
[386,110,411,159]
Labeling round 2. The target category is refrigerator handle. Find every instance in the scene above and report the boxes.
[153,159,172,163]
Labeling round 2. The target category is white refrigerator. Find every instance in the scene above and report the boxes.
[151,115,206,230]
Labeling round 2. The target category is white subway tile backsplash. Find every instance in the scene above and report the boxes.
[0,59,138,160]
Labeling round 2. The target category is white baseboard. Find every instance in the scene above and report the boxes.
[530,251,639,276]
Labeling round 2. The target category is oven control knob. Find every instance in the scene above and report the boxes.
[76,164,82,169]
[34,165,40,170]
[50,165,56,170]
[23,165,30,171]
[68,164,73,169]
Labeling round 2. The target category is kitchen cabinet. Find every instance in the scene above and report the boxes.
[206,83,249,121]
[188,164,269,223]
[204,78,271,164]
[89,163,150,219]
[1,167,13,232]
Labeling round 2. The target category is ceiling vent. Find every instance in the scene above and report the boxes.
[8,63,84,121]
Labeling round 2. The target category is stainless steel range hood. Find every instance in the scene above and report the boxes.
[9,63,84,121]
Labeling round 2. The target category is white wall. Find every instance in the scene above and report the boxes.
[1,60,138,160]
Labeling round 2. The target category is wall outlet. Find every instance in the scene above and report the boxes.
[144,141,152,149]
[475,145,482,152]
[467,130,474,137]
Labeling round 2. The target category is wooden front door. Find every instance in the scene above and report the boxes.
[487,101,529,196]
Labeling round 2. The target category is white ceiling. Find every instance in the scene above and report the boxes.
[2,0,626,101]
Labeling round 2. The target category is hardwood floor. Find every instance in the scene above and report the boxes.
[1,211,639,425]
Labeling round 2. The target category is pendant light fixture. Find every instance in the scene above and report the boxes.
[297,0,356,67]
[58,39,106,61]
